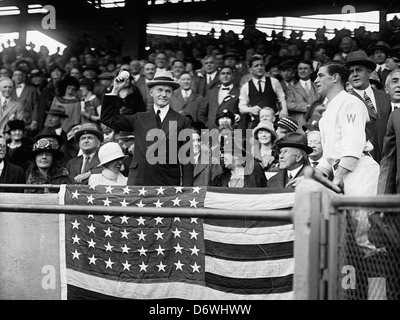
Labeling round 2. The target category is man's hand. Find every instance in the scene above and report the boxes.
[110,75,130,95]
[250,105,261,116]
[74,172,91,183]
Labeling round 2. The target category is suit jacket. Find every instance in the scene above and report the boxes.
[351,88,391,163]
[135,76,153,111]
[0,160,26,192]
[378,109,400,194]
[12,84,39,125]
[195,72,220,97]
[170,89,206,123]
[101,95,194,187]
[266,165,306,188]
[286,81,319,131]
[198,85,240,129]
[0,99,25,136]
[66,152,102,185]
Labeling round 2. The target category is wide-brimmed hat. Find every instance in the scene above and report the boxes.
[278,59,296,70]
[252,121,277,140]
[223,51,241,61]
[45,104,69,118]
[48,63,65,74]
[215,108,235,125]
[3,119,25,134]
[35,127,64,147]
[31,138,64,161]
[276,132,313,154]
[368,41,390,54]
[345,50,376,71]
[302,113,322,132]
[147,70,180,90]
[97,142,128,167]
[276,117,298,133]
[74,122,104,142]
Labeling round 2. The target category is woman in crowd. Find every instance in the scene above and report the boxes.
[88,141,128,185]
[25,138,69,193]
[252,121,278,172]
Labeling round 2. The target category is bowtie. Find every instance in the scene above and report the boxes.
[222,87,230,90]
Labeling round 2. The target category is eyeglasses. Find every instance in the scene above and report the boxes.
[0,144,7,150]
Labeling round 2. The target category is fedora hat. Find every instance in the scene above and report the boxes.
[97,142,128,167]
[278,59,295,70]
[74,122,104,142]
[345,50,376,70]
[45,104,69,118]
[368,41,390,54]
[276,132,313,154]
[252,121,277,140]
[223,51,241,61]
[147,70,180,90]
[302,113,322,132]
[31,138,64,161]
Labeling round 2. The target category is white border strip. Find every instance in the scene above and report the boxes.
[58,184,67,300]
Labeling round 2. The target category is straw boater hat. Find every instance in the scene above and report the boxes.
[74,122,104,142]
[30,138,64,161]
[147,70,180,90]
[345,50,376,71]
[276,132,313,154]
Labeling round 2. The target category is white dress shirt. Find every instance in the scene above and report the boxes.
[15,83,25,98]
[0,160,4,177]
[391,102,400,112]
[287,164,303,180]
[153,105,169,122]
[218,84,233,104]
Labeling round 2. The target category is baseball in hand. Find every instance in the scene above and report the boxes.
[118,70,130,80]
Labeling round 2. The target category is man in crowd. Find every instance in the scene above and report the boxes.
[0,77,24,136]
[195,54,220,97]
[0,135,25,192]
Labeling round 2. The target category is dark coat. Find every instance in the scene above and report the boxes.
[25,164,70,193]
[194,72,220,97]
[266,165,306,189]
[170,89,206,123]
[0,160,26,192]
[101,94,194,186]
[66,152,102,185]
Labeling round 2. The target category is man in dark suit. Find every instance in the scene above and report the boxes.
[0,136,25,192]
[266,132,312,188]
[345,50,392,164]
[66,122,103,184]
[194,54,220,97]
[170,71,206,122]
[101,70,194,187]
[199,66,240,129]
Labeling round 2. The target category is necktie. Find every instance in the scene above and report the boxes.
[207,75,212,84]
[258,80,262,93]
[312,161,319,167]
[363,91,377,116]
[222,87,230,90]
[81,155,90,174]
[394,104,399,110]
[304,81,310,93]
[2,99,7,111]
[288,173,293,180]
[156,109,162,128]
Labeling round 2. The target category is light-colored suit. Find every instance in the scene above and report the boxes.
[0,99,25,136]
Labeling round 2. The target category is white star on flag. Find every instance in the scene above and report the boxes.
[174,186,184,193]
[174,260,184,271]
[71,220,80,229]
[191,262,201,273]
[136,216,146,225]
[139,261,148,272]
[189,229,199,240]
[120,229,129,239]
[156,261,167,272]
[121,244,130,254]
[87,214,94,219]
[88,255,97,265]
[71,234,81,244]
[71,250,81,259]
[105,258,114,269]
[102,198,111,206]
[190,245,200,256]
[136,200,145,208]
[87,223,96,234]
[103,215,112,222]
[189,198,199,208]
[104,242,114,252]
[120,216,129,224]
[172,228,182,238]
[137,231,147,241]
[122,186,131,194]
[155,245,165,255]
[122,261,131,271]
[174,243,184,254]
[104,227,113,237]
[72,190,80,199]
[192,187,201,194]
[86,195,95,204]
[154,229,164,240]
[87,238,96,248]
[174,217,181,222]
[89,184,97,190]
[120,199,129,207]
[154,216,163,225]
[190,218,198,224]
[105,185,114,193]
[172,197,181,206]
[156,186,166,195]
[154,199,163,208]
[138,246,148,256]
[138,187,148,196]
